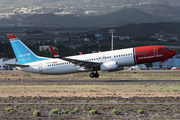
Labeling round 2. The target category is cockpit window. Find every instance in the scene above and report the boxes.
[162,48,169,51]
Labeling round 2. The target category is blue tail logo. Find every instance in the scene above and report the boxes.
[8,34,50,65]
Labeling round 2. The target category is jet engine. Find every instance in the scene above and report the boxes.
[100,61,118,71]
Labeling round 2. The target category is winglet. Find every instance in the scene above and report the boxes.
[79,51,83,55]
[49,46,60,58]
[8,34,18,41]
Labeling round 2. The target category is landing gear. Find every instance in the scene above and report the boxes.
[94,72,99,78]
[159,64,162,68]
[90,73,94,78]
[90,71,99,78]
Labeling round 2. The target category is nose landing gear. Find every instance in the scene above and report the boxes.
[90,71,99,78]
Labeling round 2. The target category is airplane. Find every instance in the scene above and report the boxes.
[7,34,176,78]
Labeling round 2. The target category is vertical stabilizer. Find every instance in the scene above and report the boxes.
[8,34,49,64]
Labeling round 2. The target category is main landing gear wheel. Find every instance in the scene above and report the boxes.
[90,73,94,78]
[159,64,162,68]
[89,71,99,78]
[94,73,99,78]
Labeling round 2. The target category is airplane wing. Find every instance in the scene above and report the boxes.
[5,64,30,68]
[49,46,83,57]
[60,57,101,70]
[49,46,100,69]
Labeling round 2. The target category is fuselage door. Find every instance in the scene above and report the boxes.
[39,63,43,72]
[153,48,158,57]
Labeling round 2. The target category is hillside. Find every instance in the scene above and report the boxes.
[1,1,180,27]
[0,0,180,8]
[21,8,170,27]
[95,8,168,26]
[99,22,180,37]
[135,4,180,17]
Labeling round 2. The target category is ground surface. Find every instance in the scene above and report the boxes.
[1,70,180,80]
[1,97,180,120]
[1,70,180,119]
[1,84,180,98]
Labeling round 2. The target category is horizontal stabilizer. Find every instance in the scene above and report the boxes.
[5,64,29,68]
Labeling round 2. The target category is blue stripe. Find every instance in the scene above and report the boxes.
[133,48,137,65]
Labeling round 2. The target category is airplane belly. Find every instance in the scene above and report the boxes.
[117,48,136,67]
[56,66,79,74]
[43,65,79,75]
[118,56,135,67]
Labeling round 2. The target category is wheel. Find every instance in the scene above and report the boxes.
[94,73,99,78]
[90,73,94,78]
[159,65,162,68]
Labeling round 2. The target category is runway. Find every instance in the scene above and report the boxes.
[0,103,179,105]
[1,80,180,84]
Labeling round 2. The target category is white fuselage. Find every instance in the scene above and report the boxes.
[18,48,135,74]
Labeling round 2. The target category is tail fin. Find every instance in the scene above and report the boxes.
[8,34,49,65]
